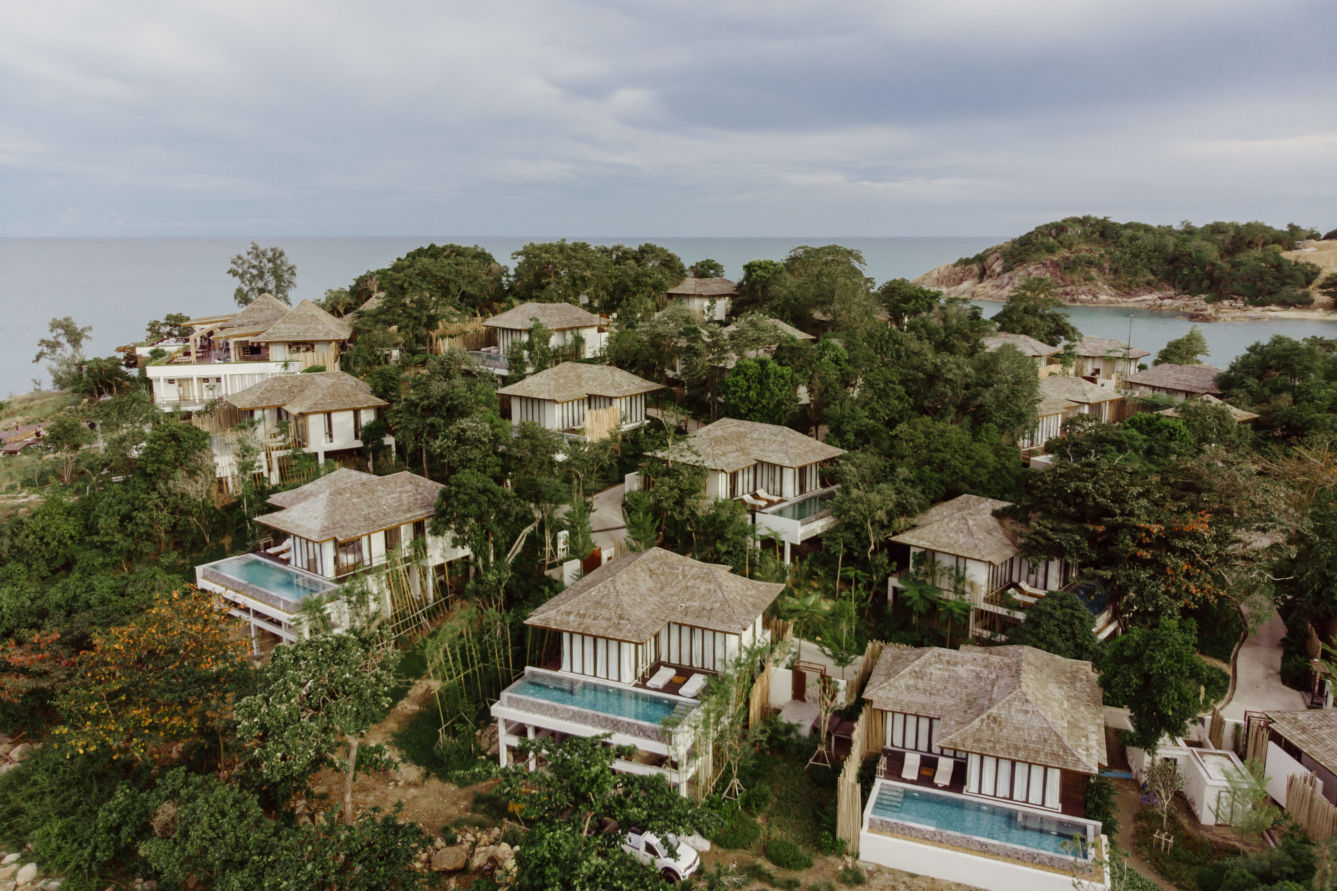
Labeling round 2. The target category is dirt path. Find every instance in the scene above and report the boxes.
[307,678,494,834]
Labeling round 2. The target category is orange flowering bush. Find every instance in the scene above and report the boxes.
[52,586,250,764]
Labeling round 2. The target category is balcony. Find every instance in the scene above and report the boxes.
[750,485,839,546]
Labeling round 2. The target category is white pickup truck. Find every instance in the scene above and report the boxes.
[620,829,700,883]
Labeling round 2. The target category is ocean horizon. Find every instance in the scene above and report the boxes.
[4,235,1337,399]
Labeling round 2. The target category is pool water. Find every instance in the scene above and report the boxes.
[510,674,688,725]
[871,783,1090,856]
[212,554,334,604]
[767,491,833,522]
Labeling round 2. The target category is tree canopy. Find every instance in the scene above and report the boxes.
[226,242,296,306]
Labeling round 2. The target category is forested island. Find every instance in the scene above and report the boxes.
[918,216,1337,318]
[0,234,1335,890]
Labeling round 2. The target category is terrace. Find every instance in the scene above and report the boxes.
[196,552,339,645]
[875,748,1088,818]
[750,485,840,557]
[861,777,1105,886]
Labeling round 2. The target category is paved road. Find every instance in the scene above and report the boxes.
[1219,609,1308,721]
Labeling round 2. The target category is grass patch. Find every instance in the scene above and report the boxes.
[743,861,801,889]
[836,865,867,885]
[759,752,836,851]
[711,810,761,849]
[1132,809,1235,888]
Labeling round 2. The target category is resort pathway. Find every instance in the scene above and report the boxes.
[589,482,627,557]
[1219,609,1307,721]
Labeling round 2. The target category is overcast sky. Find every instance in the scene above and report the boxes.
[3,0,1334,237]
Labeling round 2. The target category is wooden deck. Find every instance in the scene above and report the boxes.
[877,748,1088,818]
[634,660,718,698]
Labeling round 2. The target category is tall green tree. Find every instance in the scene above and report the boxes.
[1007,590,1097,661]
[1155,326,1210,365]
[226,242,296,306]
[235,633,393,825]
[1277,488,1337,641]
[721,357,797,425]
[33,316,93,389]
[991,276,1080,346]
[1099,617,1211,751]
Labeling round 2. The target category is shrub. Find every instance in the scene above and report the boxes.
[740,782,772,817]
[1085,775,1119,836]
[711,811,761,849]
[837,865,868,885]
[764,836,813,871]
[817,830,847,856]
[1200,662,1230,707]
[743,860,801,889]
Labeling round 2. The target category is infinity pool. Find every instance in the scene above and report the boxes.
[211,554,334,605]
[871,782,1091,856]
[509,674,689,725]
[766,491,834,522]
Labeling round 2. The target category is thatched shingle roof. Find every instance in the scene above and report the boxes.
[983,332,1060,358]
[890,494,1018,563]
[497,362,662,402]
[217,293,290,338]
[668,277,737,297]
[723,317,815,342]
[225,371,386,415]
[251,300,353,343]
[484,301,602,331]
[1071,335,1150,360]
[525,547,784,642]
[1039,375,1124,405]
[863,645,1106,774]
[258,470,442,542]
[657,418,844,473]
[1158,394,1258,424]
[1126,363,1222,396]
[1266,709,1337,777]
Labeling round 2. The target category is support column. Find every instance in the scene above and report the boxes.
[497,719,508,768]
[526,725,537,771]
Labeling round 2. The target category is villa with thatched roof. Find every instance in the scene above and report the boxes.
[196,469,469,649]
[983,332,1063,378]
[1038,373,1128,424]
[1245,709,1337,808]
[1125,363,1222,401]
[1068,335,1150,383]
[651,418,846,560]
[482,301,605,361]
[497,361,662,440]
[888,494,1080,640]
[667,276,737,322]
[145,295,353,411]
[491,548,784,795]
[209,371,391,484]
[857,645,1109,890]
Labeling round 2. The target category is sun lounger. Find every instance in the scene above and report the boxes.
[900,751,921,781]
[741,494,766,509]
[646,666,676,690]
[679,673,709,698]
[755,489,783,505]
[933,756,954,787]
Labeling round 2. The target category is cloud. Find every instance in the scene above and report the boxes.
[1,0,1334,234]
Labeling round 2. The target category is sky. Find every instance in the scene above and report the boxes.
[3,0,1335,237]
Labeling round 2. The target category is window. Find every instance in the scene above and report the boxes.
[323,413,334,442]
[353,411,362,441]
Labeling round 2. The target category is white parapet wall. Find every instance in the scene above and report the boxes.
[858,830,1109,891]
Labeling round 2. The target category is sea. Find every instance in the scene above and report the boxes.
[5,235,1337,398]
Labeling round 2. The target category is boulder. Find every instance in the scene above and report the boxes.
[430,845,468,873]
[1,854,17,866]
[7,745,32,764]
[469,845,493,871]
[475,723,499,757]
[490,842,513,865]
[15,863,37,884]
[396,762,426,787]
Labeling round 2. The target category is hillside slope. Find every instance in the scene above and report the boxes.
[916,216,1331,318]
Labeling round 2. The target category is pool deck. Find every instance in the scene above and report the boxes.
[877,748,1088,819]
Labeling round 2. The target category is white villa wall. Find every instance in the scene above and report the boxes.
[1264,741,1311,808]
[147,361,290,409]
[497,325,604,360]
[675,295,732,323]
[857,831,1108,891]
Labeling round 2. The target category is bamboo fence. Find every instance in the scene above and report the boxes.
[1285,773,1336,842]
[747,659,771,730]
[835,703,873,855]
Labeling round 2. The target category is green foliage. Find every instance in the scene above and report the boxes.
[1084,775,1119,836]
[764,836,813,870]
[389,350,506,479]
[991,276,1081,346]
[1196,829,1317,890]
[1216,335,1337,440]
[235,634,394,819]
[33,316,93,389]
[1213,757,1281,847]
[1155,326,1210,365]
[877,278,941,321]
[690,258,726,278]
[959,216,1320,307]
[739,781,772,817]
[1099,618,1213,750]
[1008,589,1098,661]
[721,357,798,425]
[712,810,762,849]
[1276,488,1337,636]
[226,242,296,306]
